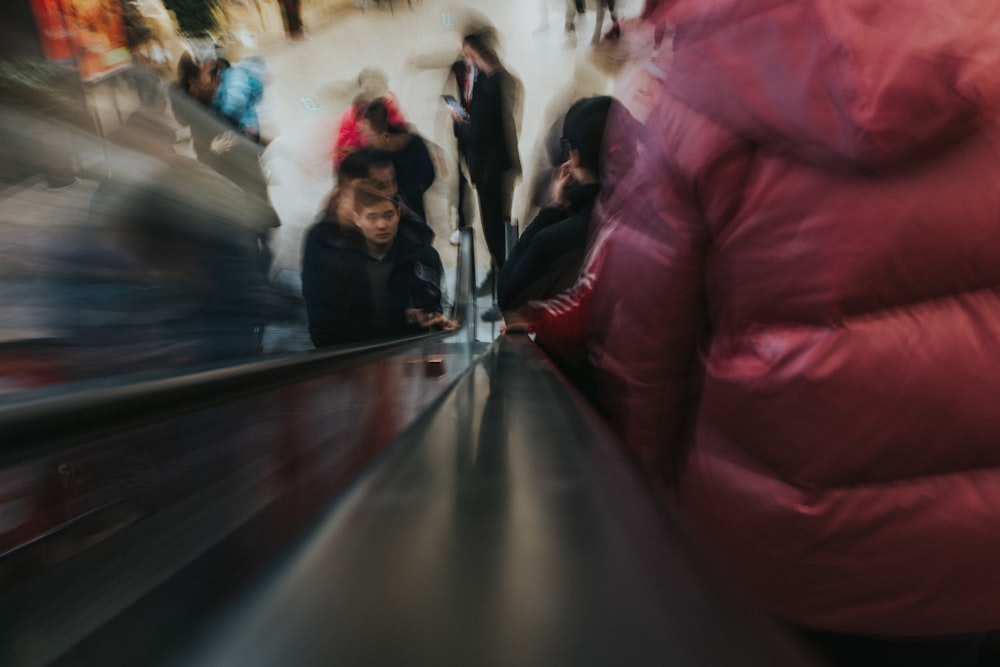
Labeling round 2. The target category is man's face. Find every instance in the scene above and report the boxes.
[356,200,400,256]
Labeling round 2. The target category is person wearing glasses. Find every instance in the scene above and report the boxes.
[496,97,614,318]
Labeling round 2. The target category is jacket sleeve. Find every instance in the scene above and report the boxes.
[301,227,329,346]
[413,135,437,194]
[499,71,523,177]
[301,227,360,347]
[215,67,261,135]
[333,108,361,168]
[413,247,446,314]
[589,104,751,484]
[497,207,585,310]
[519,220,614,357]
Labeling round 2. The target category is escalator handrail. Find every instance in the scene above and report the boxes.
[168,334,816,666]
[0,228,478,451]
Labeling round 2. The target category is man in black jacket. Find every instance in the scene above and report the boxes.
[301,173,454,348]
[362,98,436,225]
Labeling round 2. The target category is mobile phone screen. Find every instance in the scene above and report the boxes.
[442,95,469,119]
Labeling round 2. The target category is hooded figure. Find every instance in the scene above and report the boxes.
[588,0,1000,644]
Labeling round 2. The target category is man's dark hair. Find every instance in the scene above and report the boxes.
[363,97,390,134]
[176,51,199,92]
[364,97,407,135]
[176,51,218,93]
[337,148,373,182]
[562,96,614,175]
[353,185,399,214]
[337,147,396,183]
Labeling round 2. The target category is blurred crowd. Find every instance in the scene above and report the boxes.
[10,0,1000,662]
[0,0,635,393]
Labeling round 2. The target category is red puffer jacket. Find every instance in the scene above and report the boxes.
[589,0,1000,637]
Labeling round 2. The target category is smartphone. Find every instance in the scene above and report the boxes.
[442,95,469,120]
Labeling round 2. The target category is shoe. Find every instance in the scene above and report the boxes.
[449,229,461,246]
[481,305,502,322]
[475,270,494,297]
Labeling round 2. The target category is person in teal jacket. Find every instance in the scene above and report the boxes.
[213,55,267,143]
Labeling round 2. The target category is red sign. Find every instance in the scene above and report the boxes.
[31,0,133,82]
[30,0,74,62]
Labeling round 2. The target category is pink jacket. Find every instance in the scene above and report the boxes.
[589,0,1000,637]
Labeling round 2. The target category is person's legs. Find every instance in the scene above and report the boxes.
[592,1,605,44]
[277,0,304,39]
[604,0,620,39]
[592,0,619,41]
[476,180,508,270]
[564,0,576,32]
[457,165,472,230]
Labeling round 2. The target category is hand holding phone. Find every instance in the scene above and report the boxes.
[442,95,469,121]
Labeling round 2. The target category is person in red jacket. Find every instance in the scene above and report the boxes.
[332,67,407,170]
[518,0,1000,663]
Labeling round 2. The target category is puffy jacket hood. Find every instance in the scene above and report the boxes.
[657,0,1000,168]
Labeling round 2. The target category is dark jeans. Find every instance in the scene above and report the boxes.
[277,0,304,38]
[473,169,515,270]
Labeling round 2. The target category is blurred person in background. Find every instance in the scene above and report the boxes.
[535,0,1000,663]
[175,50,267,143]
[277,0,305,40]
[449,29,523,298]
[564,0,584,42]
[593,0,622,44]
[362,97,436,226]
[345,148,435,248]
[497,96,617,318]
[517,55,614,227]
[332,67,407,170]
[172,50,278,268]
[0,96,281,390]
[501,95,638,395]
[564,0,622,46]
[565,0,621,46]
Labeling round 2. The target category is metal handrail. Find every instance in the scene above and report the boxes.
[163,335,818,666]
[0,230,481,452]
